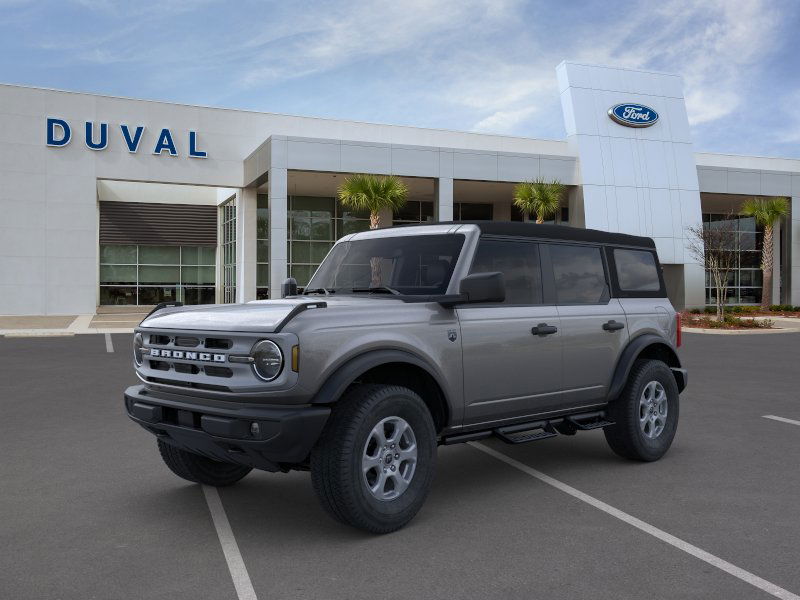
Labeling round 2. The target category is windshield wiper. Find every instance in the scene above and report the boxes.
[303,287,334,295]
[350,286,401,295]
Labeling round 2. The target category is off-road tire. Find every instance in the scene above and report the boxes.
[311,384,437,534]
[604,359,679,462]
[157,439,252,486]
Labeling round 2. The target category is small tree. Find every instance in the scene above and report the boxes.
[513,178,565,223]
[337,174,408,287]
[337,173,408,229]
[740,196,789,308]
[686,216,737,322]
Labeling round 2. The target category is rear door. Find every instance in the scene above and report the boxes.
[543,243,629,406]
[458,237,563,427]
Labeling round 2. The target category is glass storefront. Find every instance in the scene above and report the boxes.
[256,194,269,299]
[393,200,434,225]
[454,202,493,220]
[287,196,371,286]
[703,213,764,305]
[221,198,237,303]
[99,245,215,305]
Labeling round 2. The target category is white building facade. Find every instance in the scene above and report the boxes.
[2,61,799,315]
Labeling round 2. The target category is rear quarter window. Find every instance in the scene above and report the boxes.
[613,249,661,292]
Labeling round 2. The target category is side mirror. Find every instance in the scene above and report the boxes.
[458,272,505,304]
[281,277,298,298]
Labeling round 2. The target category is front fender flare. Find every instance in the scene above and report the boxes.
[606,334,684,402]
[309,348,450,407]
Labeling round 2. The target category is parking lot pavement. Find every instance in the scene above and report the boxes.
[1,332,799,599]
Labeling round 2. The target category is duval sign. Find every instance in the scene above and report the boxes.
[45,117,207,157]
[608,103,659,128]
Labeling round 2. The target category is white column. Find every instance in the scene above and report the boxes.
[235,188,257,303]
[269,168,288,299]
[791,196,800,305]
[435,177,454,221]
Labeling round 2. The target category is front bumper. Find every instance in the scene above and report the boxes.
[124,384,330,472]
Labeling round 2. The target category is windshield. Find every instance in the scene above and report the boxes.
[306,234,465,295]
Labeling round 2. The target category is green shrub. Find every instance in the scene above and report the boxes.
[689,308,701,314]
[703,306,715,314]
[770,304,796,312]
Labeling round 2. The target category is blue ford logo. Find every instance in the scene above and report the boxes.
[608,103,659,128]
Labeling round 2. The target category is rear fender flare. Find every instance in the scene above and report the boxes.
[607,334,683,401]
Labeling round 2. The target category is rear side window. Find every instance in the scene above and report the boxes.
[613,249,661,292]
[470,239,542,304]
[550,244,608,304]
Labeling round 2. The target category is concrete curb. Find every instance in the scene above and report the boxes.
[683,327,799,335]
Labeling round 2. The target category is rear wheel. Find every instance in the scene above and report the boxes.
[157,439,252,486]
[311,384,437,534]
[604,359,679,462]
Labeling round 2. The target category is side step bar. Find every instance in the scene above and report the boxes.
[441,410,614,446]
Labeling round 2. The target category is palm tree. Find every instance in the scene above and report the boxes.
[740,196,789,308]
[337,173,408,230]
[513,178,565,224]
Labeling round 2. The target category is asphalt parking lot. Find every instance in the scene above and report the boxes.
[2,332,799,600]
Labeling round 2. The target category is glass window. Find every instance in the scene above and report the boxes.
[469,239,542,304]
[456,203,493,220]
[307,234,465,295]
[613,249,661,292]
[702,213,766,305]
[221,198,237,303]
[100,265,137,284]
[393,201,435,224]
[550,245,608,304]
[287,196,371,287]
[139,246,180,264]
[256,194,269,299]
[100,245,136,264]
[99,244,215,306]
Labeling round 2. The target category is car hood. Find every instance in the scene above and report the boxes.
[139,296,413,333]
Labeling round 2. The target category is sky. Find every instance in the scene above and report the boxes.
[1,0,799,157]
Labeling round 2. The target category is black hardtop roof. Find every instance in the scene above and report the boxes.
[433,221,656,249]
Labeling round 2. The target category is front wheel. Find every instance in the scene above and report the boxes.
[157,439,252,486]
[311,384,437,534]
[604,359,680,462]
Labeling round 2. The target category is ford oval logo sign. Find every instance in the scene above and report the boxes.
[608,103,659,128]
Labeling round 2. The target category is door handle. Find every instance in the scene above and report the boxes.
[531,323,558,336]
[602,320,625,331]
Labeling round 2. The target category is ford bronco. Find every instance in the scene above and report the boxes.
[125,222,686,533]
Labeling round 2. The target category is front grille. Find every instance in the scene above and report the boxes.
[137,328,287,395]
[205,366,233,378]
[175,363,200,375]
[146,376,231,392]
[205,337,233,349]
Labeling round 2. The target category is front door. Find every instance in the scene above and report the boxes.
[458,238,563,428]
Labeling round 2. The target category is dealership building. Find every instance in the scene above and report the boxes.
[2,61,799,315]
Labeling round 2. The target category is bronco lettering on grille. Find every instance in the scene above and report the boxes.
[149,348,226,362]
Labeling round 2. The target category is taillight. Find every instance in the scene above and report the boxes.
[676,313,682,348]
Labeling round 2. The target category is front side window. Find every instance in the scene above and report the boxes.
[469,239,542,304]
[550,244,608,304]
[614,249,661,292]
[307,234,465,295]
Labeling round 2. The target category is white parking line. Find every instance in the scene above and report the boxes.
[202,485,258,600]
[763,415,800,427]
[104,333,114,353]
[470,442,800,600]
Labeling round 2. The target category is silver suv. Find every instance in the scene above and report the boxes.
[125,222,687,533]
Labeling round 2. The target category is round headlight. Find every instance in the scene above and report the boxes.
[133,333,144,366]
[251,340,283,381]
